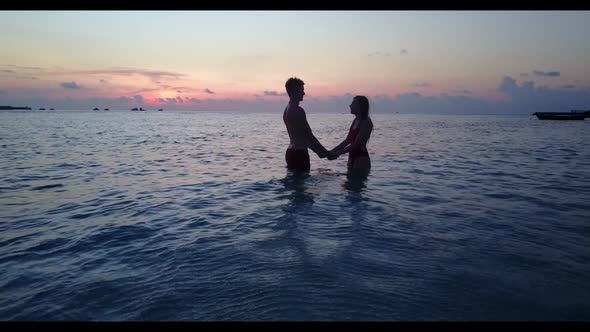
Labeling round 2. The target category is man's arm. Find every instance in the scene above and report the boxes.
[296,111,329,158]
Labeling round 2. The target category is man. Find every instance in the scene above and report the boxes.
[283,77,336,173]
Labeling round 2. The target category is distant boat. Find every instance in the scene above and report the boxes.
[158,108,163,112]
[0,106,32,110]
[533,110,589,120]
[104,108,110,111]
[93,107,100,111]
[139,107,146,111]
[50,108,54,110]
[39,108,46,110]
[131,107,138,111]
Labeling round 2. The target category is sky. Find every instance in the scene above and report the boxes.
[1,11,590,113]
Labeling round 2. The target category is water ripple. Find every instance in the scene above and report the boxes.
[0,111,589,320]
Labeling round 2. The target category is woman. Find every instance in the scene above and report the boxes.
[330,95,373,174]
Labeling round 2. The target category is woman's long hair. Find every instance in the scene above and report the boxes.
[354,95,372,145]
[354,95,369,120]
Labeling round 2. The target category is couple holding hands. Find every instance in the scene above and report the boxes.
[283,77,373,175]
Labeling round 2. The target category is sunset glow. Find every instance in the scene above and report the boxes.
[1,11,589,113]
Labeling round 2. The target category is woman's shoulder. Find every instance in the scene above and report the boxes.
[362,117,373,128]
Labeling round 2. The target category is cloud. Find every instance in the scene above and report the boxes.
[60,81,81,89]
[1,69,16,74]
[155,96,189,107]
[79,68,186,82]
[204,88,215,94]
[498,75,590,112]
[414,82,432,88]
[369,92,498,114]
[134,95,144,104]
[400,49,408,55]
[498,76,519,94]
[5,76,590,114]
[561,85,576,89]
[263,90,287,97]
[115,96,132,103]
[14,76,38,80]
[520,73,530,77]
[3,64,42,71]
[131,87,160,94]
[177,90,183,93]
[326,92,354,103]
[7,65,186,88]
[533,70,560,77]
[368,51,391,57]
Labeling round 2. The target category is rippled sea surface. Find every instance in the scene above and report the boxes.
[1,110,589,321]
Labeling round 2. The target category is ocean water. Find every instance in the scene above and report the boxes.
[1,110,589,321]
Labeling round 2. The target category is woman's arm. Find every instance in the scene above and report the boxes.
[335,120,373,156]
[331,138,350,154]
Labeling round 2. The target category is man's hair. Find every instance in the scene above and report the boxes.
[285,77,304,98]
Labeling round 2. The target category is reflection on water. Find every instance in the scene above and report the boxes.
[344,171,369,234]
[280,170,315,207]
[343,170,369,193]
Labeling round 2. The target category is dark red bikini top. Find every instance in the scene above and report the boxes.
[347,121,360,144]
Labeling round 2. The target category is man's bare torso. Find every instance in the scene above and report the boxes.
[283,103,308,150]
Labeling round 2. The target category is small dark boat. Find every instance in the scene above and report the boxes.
[0,106,31,110]
[139,107,146,111]
[50,108,54,110]
[158,108,163,112]
[39,108,46,110]
[104,108,110,111]
[131,107,139,111]
[93,107,100,111]
[533,110,589,120]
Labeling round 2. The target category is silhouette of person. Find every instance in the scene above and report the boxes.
[283,77,337,173]
[330,96,373,175]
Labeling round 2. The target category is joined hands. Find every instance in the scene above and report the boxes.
[326,150,338,160]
